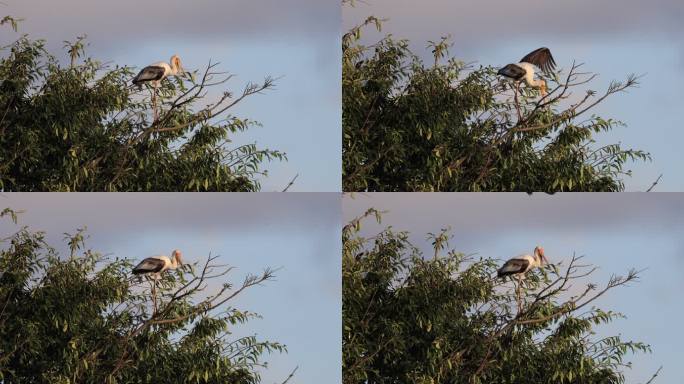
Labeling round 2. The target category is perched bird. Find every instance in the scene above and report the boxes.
[497,48,556,97]
[132,55,187,120]
[132,249,183,280]
[132,55,186,89]
[497,246,547,279]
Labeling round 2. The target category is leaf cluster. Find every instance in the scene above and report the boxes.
[0,211,285,383]
[0,20,285,191]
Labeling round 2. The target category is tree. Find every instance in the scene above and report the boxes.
[343,209,657,384]
[342,12,650,192]
[0,16,285,191]
[0,208,289,383]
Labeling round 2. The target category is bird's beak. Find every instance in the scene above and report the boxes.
[541,253,548,265]
[536,247,547,264]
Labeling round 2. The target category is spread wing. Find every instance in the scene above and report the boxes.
[132,257,165,274]
[520,47,556,76]
[132,66,166,85]
[497,258,530,277]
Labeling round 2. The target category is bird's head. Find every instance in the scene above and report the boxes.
[172,249,183,265]
[539,79,548,97]
[170,54,186,76]
[534,246,547,264]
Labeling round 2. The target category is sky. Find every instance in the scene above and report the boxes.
[343,192,684,383]
[344,0,684,191]
[2,0,341,192]
[0,193,342,384]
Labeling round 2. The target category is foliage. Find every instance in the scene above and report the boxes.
[0,209,287,383]
[0,17,285,191]
[343,210,653,384]
[342,13,650,192]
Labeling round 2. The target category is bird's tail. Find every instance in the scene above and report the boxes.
[128,80,143,92]
[497,64,525,80]
[126,274,143,284]
[496,269,515,278]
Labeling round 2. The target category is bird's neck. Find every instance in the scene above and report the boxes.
[529,78,543,87]
[533,254,543,267]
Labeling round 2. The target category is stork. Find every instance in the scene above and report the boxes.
[498,47,556,97]
[497,246,547,279]
[497,246,548,311]
[132,55,186,121]
[132,249,183,312]
[498,48,556,118]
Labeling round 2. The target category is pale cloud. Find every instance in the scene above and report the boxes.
[344,0,684,53]
[8,0,338,48]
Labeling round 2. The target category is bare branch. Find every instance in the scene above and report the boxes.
[281,173,299,192]
[279,366,299,384]
[646,174,663,192]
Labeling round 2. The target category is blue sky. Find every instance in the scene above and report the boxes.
[344,0,684,191]
[3,0,341,192]
[0,193,342,384]
[343,193,684,383]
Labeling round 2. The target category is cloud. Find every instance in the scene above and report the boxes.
[343,193,684,237]
[1,193,341,254]
[344,0,684,54]
[6,0,340,50]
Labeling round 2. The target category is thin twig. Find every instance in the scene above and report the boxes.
[279,366,299,384]
[281,174,299,192]
[644,366,662,384]
[646,174,663,192]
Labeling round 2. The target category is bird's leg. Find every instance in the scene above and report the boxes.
[150,279,157,316]
[515,276,522,313]
[152,84,159,122]
[514,82,522,121]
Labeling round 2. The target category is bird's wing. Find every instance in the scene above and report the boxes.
[132,66,166,85]
[497,63,527,80]
[132,257,166,274]
[497,258,530,277]
[520,47,556,76]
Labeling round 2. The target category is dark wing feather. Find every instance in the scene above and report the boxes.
[520,47,556,76]
[132,257,165,274]
[497,63,526,80]
[132,66,165,85]
[497,258,530,277]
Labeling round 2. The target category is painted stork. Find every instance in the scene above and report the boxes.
[132,55,187,121]
[498,246,548,311]
[497,246,547,279]
[497,47,556,97]
[132,249,184,279]
[132,249,183,312]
